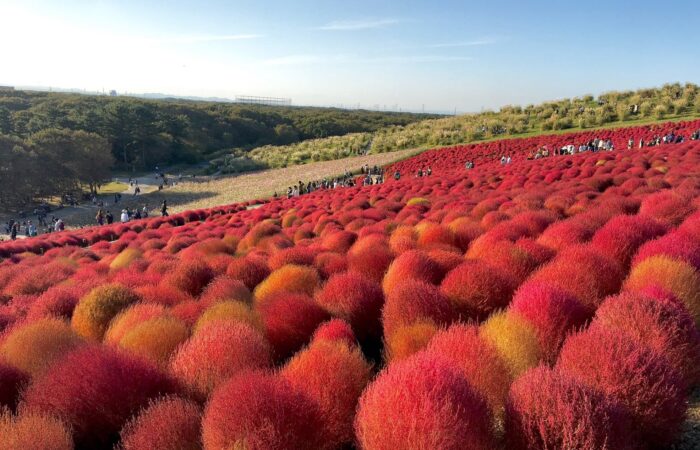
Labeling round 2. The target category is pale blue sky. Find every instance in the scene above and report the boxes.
[2,0,698,112]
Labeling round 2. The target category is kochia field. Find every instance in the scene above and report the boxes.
[1,119,699,449]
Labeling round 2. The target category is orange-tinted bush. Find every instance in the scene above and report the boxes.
[71,283,140,340]
[119,316,189,365]
[104,303,167,345]
[355,352,494,450]
[0,411,73,450]
[253,264,320,302]
[282,340,372,448]
[426,324,513,415]
[385,320,439,361]
[170,322,271,398]
[193,300,260,334]
[624,255,700,324]
[1,318,83,377]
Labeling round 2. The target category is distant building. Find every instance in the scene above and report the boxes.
[109,90,117,97]
[235,95,291,107]
[0,86,14,92]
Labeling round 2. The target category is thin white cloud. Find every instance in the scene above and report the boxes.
[317,18,400,31]
[154,34,264,44]
[263,55,325,66]
[260,54,471,66]
[427,38,498,48]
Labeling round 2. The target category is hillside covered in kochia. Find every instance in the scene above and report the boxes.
[0,90,435,171]
[231,83,700,170]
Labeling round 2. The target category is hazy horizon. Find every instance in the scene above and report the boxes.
[3,0,699,113]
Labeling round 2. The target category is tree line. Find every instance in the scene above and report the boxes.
[0,91,435,173]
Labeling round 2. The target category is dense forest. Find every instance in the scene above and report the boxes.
[0,90,435,172]
[228,83,700,170]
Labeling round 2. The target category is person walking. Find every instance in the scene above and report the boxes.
[10,221,19,240]
[161,200,169,217]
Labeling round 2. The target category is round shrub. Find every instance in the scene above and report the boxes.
[1,317,84,377]
[505,366,634,450]
[109,248,143,271]
[632,231,700,271]
[382,279,455,338]
[253,264,320,302]
[347,245,394,283]
[226,256,270,290]
[71,283,140,341]
[161,260,215,297]
[385,320,439,361]
[281,340,372,448]
[440,260,515,321]
[426,324,513,415]
[556,327,687,446]
[382,250,443,295]
[199,276,252,305]
[134,284,193,307]
[480,311,542,378]
[624,255,700,324]
[119,316,190,365]
[355,352,495,450]
[257,292,330,360]
[193,301,261,334]
[591,214,667,267]
[119,396,202,450]
[26,285,81,321]
[312,319,357,347]
[170,322,271,399]
[0,362,28,411]
[202,371,324,450]
[510,281,591,363]
[592,291,700,385]
[0,411,73,450]
[315,271,384,339]
[22,346,180,448]
[639,190,695,226]
[104,303,167,345]
[528,245,623,309]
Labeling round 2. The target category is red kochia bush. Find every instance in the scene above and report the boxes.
[315,271,384,339]
[347,245,394,283]
[382,250,443,294]
[639,190,695,226]
[170,322,271,398]
[592,291,700,385]
[257,292,330,360]
[632,231,700,270]
[26,285,81,321]
[382,279,455,337]
[505,366,635,450]
[225,255,271,290]
[119,396,202,450]
[510,281,591,363]
[199,276,252,305]
[556,327,687,446]
[202,371,324,450]
[528,245,623,310]
[282,340,372,448]
[0,362,28,411]
[312,319,358,347]
[425,324,513,415]
[355,353,495,450]
[440,260,515,321]
[161,260,215,297]
[22,346,180,448]
[591,214,667,267]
